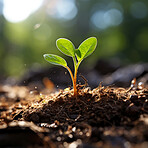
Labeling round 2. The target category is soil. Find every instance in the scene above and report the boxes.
[0,82,148,148]
[0,61,148,147]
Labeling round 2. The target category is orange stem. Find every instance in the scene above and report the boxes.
[74,68,78,94]
[65,66,77,96]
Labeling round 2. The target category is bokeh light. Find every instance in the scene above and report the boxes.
[91,8,123,30]
[130,2,147,19]
[46,0,77,21]
[54,0,77,20]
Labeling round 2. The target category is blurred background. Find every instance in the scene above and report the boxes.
[0,0,148,88]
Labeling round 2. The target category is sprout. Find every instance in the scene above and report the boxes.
[43,37,97,96]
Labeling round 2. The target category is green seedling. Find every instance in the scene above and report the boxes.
[43,37,97,96]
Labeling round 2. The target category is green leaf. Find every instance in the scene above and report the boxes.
[75,49,81,59]
[43,54,67,67]
[77,37,97,61]
[56,38,75,57]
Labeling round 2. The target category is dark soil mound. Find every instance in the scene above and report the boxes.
[0,84,148,147]
[22,86,148,147]
[23,87,147,125]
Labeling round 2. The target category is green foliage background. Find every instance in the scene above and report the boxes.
[0,0,148,78]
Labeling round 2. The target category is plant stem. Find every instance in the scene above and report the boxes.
[73,62,81,96]
[74,67,78,96]
[65,66,77,96]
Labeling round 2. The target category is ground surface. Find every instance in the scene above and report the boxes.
[0,83,148,148]
[0,61,148,147]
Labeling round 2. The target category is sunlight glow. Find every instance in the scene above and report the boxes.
[3,0,43,23]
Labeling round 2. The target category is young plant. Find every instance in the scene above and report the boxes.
[43,37,97,96]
